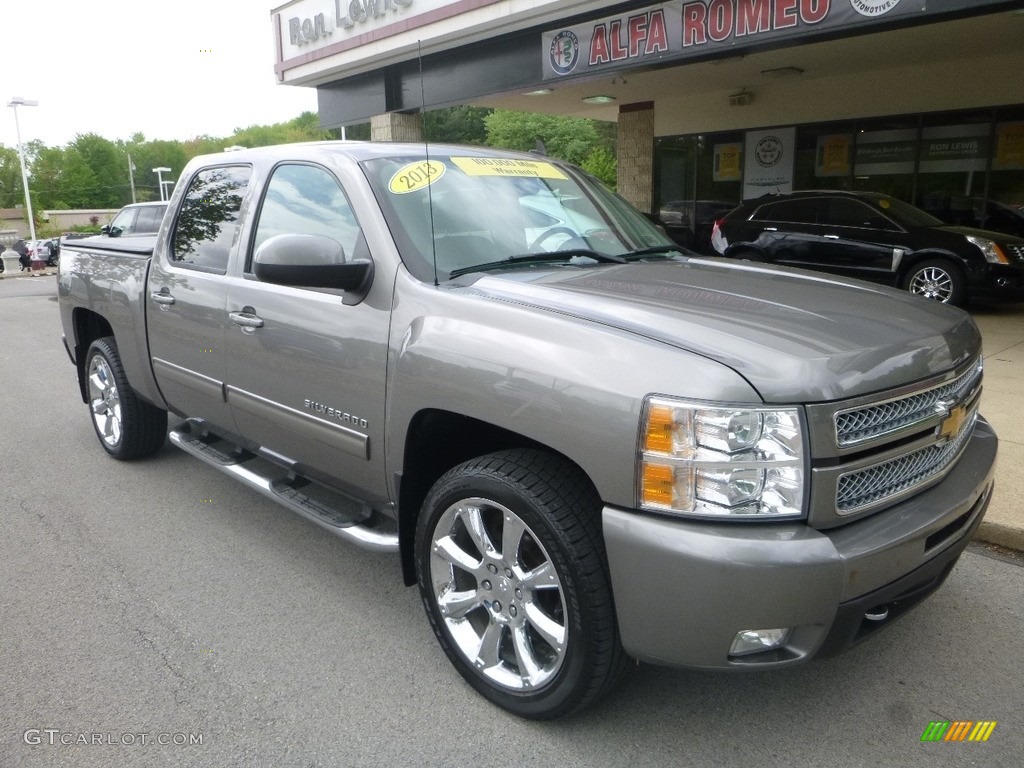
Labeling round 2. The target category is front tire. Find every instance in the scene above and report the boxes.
[415,449,625,719]
[85,337,167,459]
[903,259,967,306]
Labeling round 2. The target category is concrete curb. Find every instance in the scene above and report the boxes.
[975,521,1024,554]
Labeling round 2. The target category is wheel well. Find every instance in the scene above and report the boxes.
[897,252,968,284]
[396,409,596,586]
[71,309,114,403]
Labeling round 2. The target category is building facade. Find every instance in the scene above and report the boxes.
[271,0,1024,248]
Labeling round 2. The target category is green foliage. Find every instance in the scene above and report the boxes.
[424,106,492,145]
[0,145,26,208]
[484,110,614,167]
[70,133,127,207]
[581,146,617,188]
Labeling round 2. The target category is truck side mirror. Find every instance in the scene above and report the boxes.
[253,233,373,300]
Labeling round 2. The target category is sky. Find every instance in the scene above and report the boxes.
[0,0,319,150]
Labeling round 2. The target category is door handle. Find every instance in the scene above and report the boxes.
[151,291,175,305]
[763,227,778,231]
[824,235,840,239]
[229,311,264,329]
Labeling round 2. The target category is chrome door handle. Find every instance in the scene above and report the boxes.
[151,292,175,305]
[824,235,840,239]
[229,311,264,329]
[764,227,778,231]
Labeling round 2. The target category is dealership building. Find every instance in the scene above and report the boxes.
[271,0,1024,248]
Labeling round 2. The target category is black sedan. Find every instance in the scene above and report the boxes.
[711,190,1024,306]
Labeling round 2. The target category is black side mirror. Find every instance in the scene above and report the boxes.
[253,234,373,302]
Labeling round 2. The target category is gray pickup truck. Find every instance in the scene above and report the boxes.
[57,142,997,719]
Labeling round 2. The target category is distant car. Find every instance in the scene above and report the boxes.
[25,238,61,267]
[711,190,1024,306]
[101,201,168,238]
[658,200,736,252]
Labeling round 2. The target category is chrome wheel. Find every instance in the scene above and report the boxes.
[428,497,567,692]
[908,265,954,302]
[88,354,122,447]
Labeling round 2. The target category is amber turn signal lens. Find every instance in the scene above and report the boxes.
[641,463,675,506]
[645,405,675,453]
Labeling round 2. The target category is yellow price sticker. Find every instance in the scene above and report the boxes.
[451,157,567,179]
[388,160,446,194]
[879,199,890,209]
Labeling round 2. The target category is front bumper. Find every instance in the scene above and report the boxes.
[603,418,997,669]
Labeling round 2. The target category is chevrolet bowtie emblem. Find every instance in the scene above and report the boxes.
[938,404,968,442]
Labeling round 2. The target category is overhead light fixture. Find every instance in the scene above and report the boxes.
[524,88,553,96]
[582,95,616,104]
[728,89,753,107]
[761,66,804,78]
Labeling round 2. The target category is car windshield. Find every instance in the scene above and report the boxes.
[361,154,673,282]
[868,195,945,228]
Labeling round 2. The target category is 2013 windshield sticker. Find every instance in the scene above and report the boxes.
[388,160,446,194]
[450,157,568,179]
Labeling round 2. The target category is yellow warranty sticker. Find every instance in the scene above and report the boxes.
[879,199,890,208]
[388,160,446,194]
[451,157,568,179]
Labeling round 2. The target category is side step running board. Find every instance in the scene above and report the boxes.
[169,422,399,553]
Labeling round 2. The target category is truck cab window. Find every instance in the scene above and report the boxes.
[171,165,251,271]
[250,163,362,271]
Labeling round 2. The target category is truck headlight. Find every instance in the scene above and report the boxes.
[965,235,1010,265]
[638,397,806,519]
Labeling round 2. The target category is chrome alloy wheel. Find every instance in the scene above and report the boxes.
[908,266,954,302]
[429,497,567,691]
[88,354,122,447]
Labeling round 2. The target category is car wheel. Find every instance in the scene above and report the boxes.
[903,259,966,306]
[415,449,625,719]
[85,337,167,459]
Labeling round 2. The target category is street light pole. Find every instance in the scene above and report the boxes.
[8,96,39,243]
[153,167,172,202]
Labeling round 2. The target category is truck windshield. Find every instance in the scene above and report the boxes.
[361,154,673,282]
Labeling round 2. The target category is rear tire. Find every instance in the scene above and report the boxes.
[85,337,167,460]
[903,259,967,306]
[415,449,626,719]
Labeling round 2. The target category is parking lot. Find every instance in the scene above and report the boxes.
[1,280,1022,767]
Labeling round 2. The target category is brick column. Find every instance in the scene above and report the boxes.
[370,112,423,142]
[616,102,655,213]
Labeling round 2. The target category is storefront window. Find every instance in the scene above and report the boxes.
[795,123,854,190]
[914,110,990,225]
[851,116,918,201]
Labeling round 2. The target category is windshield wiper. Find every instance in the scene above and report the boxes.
[618,245,691,260]
[448,249,626,279]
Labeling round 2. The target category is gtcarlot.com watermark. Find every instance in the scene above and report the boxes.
[24,729,204,747]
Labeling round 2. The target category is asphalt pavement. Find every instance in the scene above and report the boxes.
[1,277,1022,767]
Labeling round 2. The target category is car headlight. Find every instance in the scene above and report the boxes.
[638,397,806,519]
[965,235,1010,265]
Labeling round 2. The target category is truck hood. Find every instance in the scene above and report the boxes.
[460,257,980,402]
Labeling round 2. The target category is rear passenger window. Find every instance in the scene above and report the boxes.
[171,166,252,272]
[826,198,894,229]
[250,163,363,270]
[135,206,164,234]
[756,199,820,225]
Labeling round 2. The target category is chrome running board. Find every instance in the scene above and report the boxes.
[168,420,399,553]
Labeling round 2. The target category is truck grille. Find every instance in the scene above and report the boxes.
[835,402,978,514]
[834,361,981,447]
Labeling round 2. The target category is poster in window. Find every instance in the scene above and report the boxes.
[713,143,742,182]
[743,128,795,199]
[815,134,851,177]
[993,122,1024,171]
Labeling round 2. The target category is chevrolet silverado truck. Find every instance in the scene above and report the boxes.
[57,142,997,719]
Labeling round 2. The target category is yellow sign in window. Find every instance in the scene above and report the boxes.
[450,157,567,179]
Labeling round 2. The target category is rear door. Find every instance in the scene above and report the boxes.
[222,162,390,501]
[147,164,252,431]
[814,196,910,281]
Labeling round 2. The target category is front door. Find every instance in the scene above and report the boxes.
[222,162,390,501]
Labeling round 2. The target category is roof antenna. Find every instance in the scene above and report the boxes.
[418,39,439,287]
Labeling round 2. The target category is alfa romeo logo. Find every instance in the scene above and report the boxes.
[849,0,902,18]
[549,31,579,75]
[755,136,784,168]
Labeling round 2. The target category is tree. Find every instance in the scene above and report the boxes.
[70,133,128,207]
[0,145,25,208]
[424,106,492,145]
[484,110,607,166]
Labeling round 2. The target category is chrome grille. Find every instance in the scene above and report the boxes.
[834,361,981,448]
[1006,244,1024,264]
[836,405,978,514]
